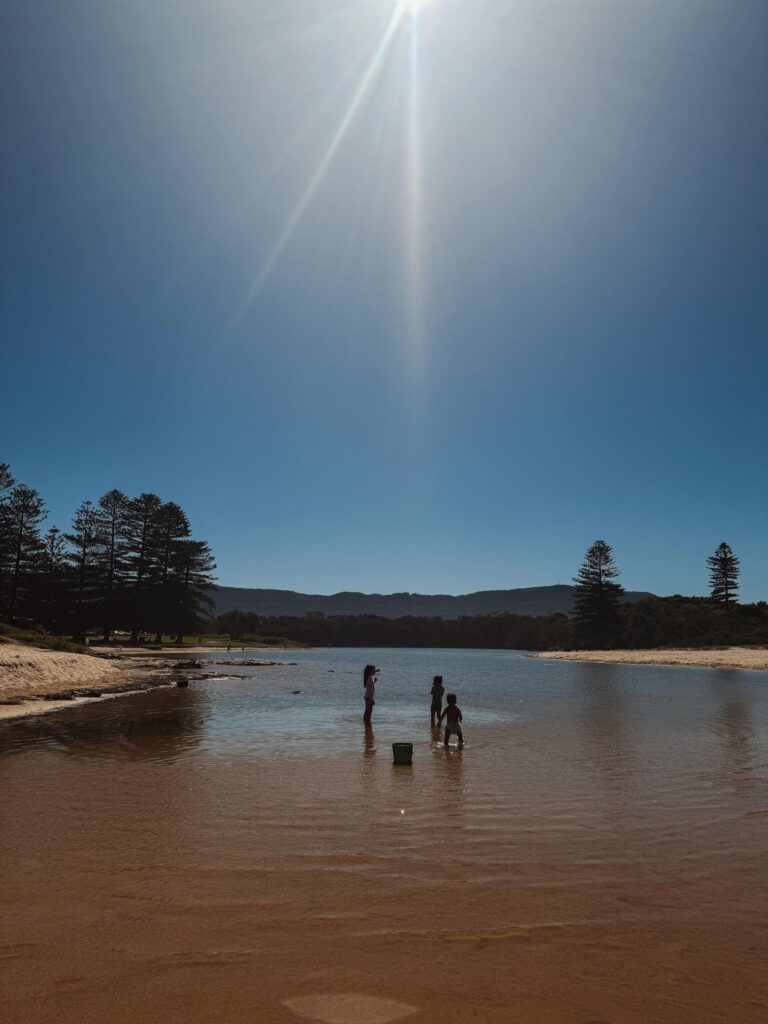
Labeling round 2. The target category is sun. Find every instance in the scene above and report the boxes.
[397,0,433,15]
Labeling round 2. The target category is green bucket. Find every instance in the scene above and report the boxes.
[392,742,414,766]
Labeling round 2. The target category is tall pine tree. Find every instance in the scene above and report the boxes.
[168,539,216,640]
[707,542,739,607]
[2,484,46,622]
[95,489,130,640]
[38,526,68,629]
[573,540,624,649]
[0,463,17,614]
[64,500,103,640]
[124,493,163,641]
[151,502,191,640]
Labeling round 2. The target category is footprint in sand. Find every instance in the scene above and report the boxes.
[283,993,417,1024]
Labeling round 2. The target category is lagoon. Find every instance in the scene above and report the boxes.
[1,648,767,1023]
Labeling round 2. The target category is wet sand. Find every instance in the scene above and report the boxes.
[1,649,767,1023]
[535,646,768,670]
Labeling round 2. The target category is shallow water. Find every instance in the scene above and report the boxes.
[1,648,767,1023]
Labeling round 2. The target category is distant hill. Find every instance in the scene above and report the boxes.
[209,585,654,620]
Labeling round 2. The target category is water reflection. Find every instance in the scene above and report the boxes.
[363,728,376,759]
[0,687,206,763]
[577,664,637,813]
[361,728,378,790]
[440,746,466,822]
[709,674,761,797]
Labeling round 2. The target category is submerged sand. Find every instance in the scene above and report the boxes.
[535,646,768,671]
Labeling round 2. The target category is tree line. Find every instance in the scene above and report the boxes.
[217,539,763,651]
[216,596,768,651]
[571,538,744,647]
[0,462,215,641]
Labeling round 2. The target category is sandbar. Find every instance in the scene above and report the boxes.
[0,642,170,717]
[534,646,768,671]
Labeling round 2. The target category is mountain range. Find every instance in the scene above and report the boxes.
[210,585,654,620]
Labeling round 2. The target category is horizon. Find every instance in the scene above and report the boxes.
[212,581,656,597]
[3,0,767,602]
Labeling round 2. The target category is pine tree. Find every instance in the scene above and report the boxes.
[573,540,624,648]
[2,484,46,622]
[95,489,129,640]
[707,542,740,607]
[38,526,69,629]
[151,502,191,640]
[168,539,216,639]
[64,500,103,640]
[124,493,163,641]
[0,463,17,612]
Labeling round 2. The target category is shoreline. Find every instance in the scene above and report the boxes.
[88,644,300,656]
[0,643,178,722]
[534,646,768,671]
[0,643,301,723]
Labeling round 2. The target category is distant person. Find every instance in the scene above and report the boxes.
[430,675,445,728]
[440,693,464,749]
[363,664,378,727]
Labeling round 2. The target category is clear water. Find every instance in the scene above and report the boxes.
[2,648,767,1024]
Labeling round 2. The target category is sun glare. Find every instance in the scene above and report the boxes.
[397,0,433,15]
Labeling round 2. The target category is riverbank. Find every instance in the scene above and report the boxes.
[89,644,296,656]
[534,646,768,671]
[0,643,173,717]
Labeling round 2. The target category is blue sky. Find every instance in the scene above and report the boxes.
[2,0,767,600]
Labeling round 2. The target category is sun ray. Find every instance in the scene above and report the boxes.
[229,3,408,327]
[404,12,426,377]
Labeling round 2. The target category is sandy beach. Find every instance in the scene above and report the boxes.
[0,642,170,714]
[535,646,768,671]
[0,642,297,721]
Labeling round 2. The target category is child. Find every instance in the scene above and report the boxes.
[430,675,445,728]
[363,664,378,727]
[440,693,464,748]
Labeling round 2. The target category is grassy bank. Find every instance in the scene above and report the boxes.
[0,622,88,654]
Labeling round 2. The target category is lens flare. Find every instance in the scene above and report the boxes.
[229,4,408,327]
[229,0,436,372]
[397,0,433,14]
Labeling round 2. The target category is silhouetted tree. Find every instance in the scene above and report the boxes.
[95,489,130,639]
[573,540,624,648]
[2,484,46,622]
[168,539,216,639]
[65,500,103,640]
[707,542,740,607]
[38,526,68,628]
[0,467,217,640]
[151,502,191,640]
[124,493,163,641]
[0,462,17,611]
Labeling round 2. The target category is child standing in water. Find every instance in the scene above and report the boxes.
[363,664,377,727]
[430,675,445,728]
[440,693,464,748]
